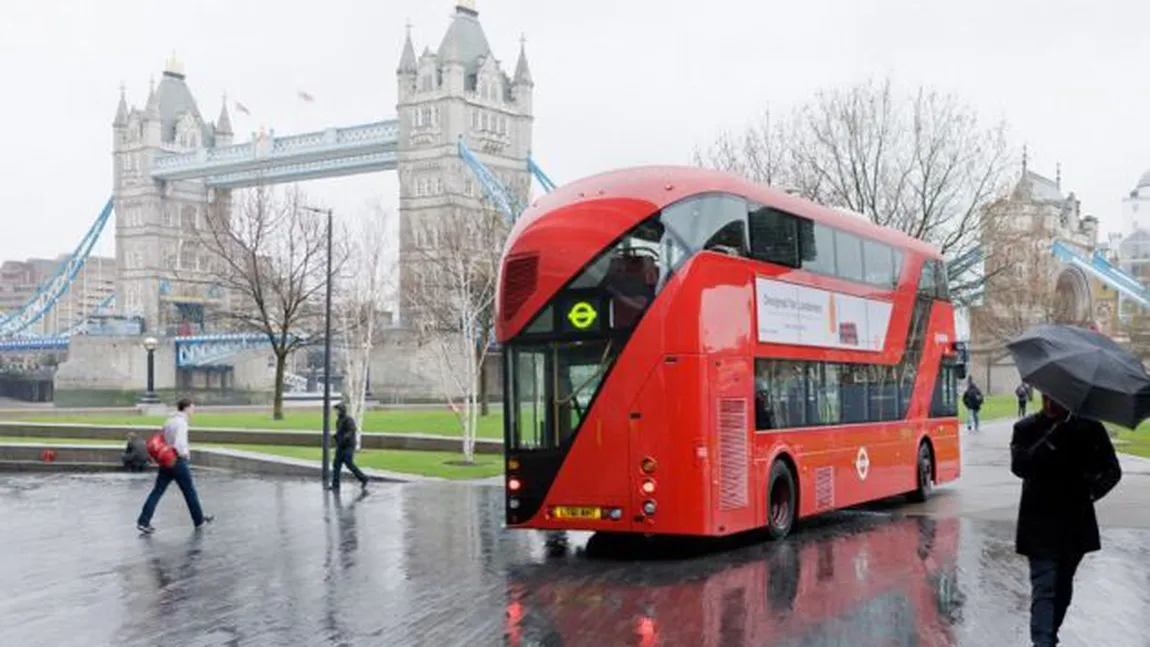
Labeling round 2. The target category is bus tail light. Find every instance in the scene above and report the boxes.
[642,500,657,516]
[509,498,521,510]
[508,457,520,470]
[640,479,656,495]
[640,457,657,474]
[608,508,623,520]
[508,477,522,493]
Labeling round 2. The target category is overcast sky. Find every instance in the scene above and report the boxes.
[1,0,1147,264]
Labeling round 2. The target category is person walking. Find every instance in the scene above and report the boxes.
[1011,394,1122,647]
[1016,383,1032,419]
[331,403,369,493]
[136,398,213,534]
[962,381,984,432]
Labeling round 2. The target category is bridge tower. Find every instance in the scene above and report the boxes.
[395,1,534,323]
[112,56,232,335]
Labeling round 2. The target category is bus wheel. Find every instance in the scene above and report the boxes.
[767,460,796,540]
[908,442,934,503]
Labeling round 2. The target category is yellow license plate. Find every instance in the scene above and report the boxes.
[553,506,601,520]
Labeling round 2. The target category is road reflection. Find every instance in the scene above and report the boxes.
[506,516,964,647]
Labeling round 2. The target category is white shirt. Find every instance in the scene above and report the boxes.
[163,412,191,459]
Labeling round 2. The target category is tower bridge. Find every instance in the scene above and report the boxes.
[0,2,553,402]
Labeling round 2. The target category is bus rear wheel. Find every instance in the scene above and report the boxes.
[908,442,934,503]
[766,460,796,540]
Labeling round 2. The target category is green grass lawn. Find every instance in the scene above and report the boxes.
[0,409,504,439]
[0,435,502,480]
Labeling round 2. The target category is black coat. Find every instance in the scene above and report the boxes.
[335,414,357,450]
[1010,413,1122,558]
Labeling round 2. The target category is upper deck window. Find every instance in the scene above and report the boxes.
[662,194,748,266]
[749,206,800,268]
[834,230,866,283]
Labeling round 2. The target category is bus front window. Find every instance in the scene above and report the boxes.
[509,340,617,451]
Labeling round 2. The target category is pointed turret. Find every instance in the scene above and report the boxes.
[398,23,418,74]
[514,36,533,86]
[144,76,159,117]
[113,83,129,127]
[216,95,233,135]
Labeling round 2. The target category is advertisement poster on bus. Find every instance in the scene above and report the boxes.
[755,277,891,351]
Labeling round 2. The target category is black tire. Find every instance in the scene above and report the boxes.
[766,460,797,540]
[908,441,934,503]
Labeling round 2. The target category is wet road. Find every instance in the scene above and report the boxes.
[4,422,1150,646]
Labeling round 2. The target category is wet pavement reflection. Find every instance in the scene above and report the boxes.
[2,472,1150,646]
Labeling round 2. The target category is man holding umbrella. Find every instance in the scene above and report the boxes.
[1008,324,1130,647]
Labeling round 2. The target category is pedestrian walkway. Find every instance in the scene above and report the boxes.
[908,418,1150,528]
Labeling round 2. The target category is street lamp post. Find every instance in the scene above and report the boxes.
[141,337,159,405]
[304,206,335,489]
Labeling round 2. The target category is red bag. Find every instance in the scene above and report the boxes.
[146,432,177,469]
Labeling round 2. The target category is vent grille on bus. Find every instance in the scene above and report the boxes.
[718,398,749,510]
[501,254,539,322]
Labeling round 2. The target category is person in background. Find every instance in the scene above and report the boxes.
[1011,394,1121,647]
[1016,383,1032,419]
[962,381,984,432]
[136,398,214,534]
[332,403,369,493]
[121,432,148,472]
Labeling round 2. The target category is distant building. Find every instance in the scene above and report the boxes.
[0,254,116,336]
[1121,171,1150,236]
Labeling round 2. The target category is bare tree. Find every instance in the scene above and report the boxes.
[335,203,396,440]
[969,212,1067,345]
[407,204,504,463]
[197,185,339,420]
[696,79,1012,305]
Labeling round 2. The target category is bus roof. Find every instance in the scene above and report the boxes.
[512,166,943,259]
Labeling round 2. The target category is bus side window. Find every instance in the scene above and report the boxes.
[918,259,937,297]
[934,260,951,301]
[834,230,865,283]
[748,206,799,267]
[799,219,837,275]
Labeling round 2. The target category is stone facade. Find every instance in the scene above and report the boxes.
[368,328,501,404]
[395,3,533,325]
[970,165,1106,394]
[112,57,232,335]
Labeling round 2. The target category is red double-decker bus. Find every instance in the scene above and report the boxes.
[497,166,963,538]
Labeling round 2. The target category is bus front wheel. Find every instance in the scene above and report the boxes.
[908,442,935,503]
[766,460,796,540]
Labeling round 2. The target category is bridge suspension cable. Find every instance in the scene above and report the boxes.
[458,138,558,224]
[0,198,115,338]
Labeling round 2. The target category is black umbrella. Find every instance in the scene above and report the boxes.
[1007,324,1150,429]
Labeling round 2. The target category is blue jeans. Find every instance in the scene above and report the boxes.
[1029,554,1083,647]
[137,458,205,527]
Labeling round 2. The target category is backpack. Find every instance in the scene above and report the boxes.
[146,431,177,468]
